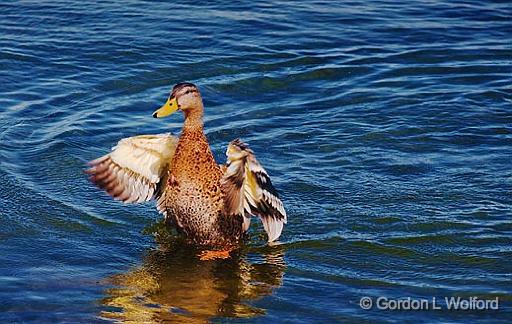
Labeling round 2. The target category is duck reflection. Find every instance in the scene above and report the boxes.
[99,222,286,323]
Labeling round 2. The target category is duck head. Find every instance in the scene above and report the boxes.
[153,82,203,118]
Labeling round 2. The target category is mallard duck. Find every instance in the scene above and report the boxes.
[86,82,286,251]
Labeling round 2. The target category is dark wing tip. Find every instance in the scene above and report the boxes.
[85,156,125,200]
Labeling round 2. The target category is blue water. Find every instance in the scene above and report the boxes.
[1,0,511,322]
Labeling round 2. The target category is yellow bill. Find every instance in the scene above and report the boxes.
[152,97,179,118]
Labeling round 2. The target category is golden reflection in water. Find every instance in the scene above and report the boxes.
[99,226,286,323]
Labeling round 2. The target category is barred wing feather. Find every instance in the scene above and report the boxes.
[221,139,287,242]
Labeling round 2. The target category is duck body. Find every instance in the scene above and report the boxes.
[87,82,286,250]
[166,123,242,246]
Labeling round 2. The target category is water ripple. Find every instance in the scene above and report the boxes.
[1,0,511,322]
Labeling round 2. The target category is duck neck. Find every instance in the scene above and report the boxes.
[182,108,204,133]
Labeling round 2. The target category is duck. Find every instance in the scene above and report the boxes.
[86,82,287,257]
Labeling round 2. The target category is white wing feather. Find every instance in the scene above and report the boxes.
[86,134,177,203]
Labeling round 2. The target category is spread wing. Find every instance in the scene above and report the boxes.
[221,139,287,242]
[86,134,178,203]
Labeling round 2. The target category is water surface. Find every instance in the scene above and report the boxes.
[1,0,511,322]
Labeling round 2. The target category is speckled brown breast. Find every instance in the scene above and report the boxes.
[165,128,243,246]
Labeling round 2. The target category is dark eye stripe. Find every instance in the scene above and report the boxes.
[170,83,199,98]
[169,88,197,100]
[182,89,197,96]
